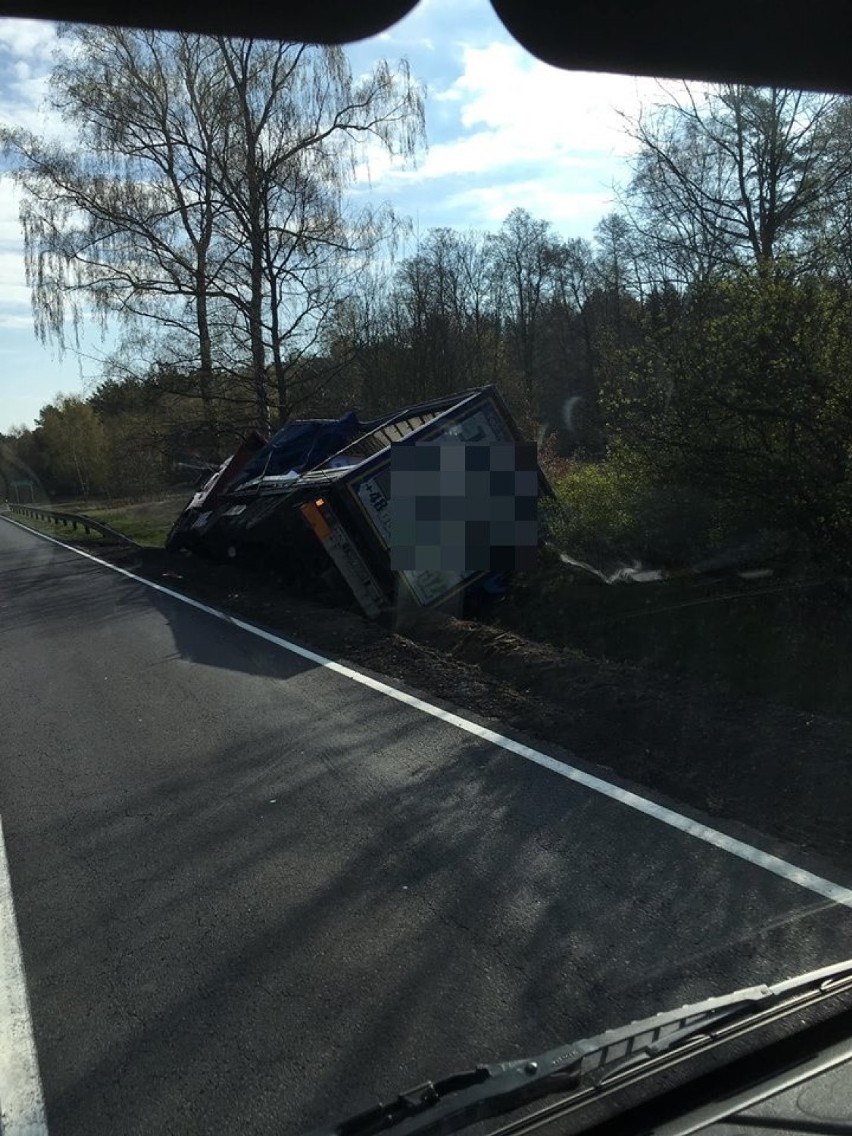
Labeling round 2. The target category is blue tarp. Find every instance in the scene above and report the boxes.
[231,412,362,487]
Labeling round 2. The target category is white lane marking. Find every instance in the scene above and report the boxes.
[5,513,852,910]
[0,814,48,1136]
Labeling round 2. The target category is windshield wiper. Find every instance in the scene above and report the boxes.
[311,957,852,1136]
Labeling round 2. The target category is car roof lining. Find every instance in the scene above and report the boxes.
[0,0,850,93]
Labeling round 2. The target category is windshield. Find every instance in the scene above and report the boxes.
[1,4,852,1135]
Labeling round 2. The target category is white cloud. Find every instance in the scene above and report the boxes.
[0,178,23,244]
[350,39,671,236]
[0,19,64,139]
[0,18,57,63]
[426,43,664,176]
[0,258,30,308]
[444,181,616,230]
[0,181,30,321]
[0,312,34,329]
[0,64,54,137]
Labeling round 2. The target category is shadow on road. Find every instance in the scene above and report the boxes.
[0,526,321,686]
[0,536,152,635]
[17,710,852,1136]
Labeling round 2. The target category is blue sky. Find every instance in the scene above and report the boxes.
[0,1,664,432]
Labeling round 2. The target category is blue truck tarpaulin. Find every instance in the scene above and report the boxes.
[231,411,362,487]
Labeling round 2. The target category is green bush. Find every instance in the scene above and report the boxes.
[601,270,852,563]
[549,457,758,570]
[548,458,649,567]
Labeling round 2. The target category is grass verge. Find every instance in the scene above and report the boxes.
[42,492,189,547]
[493,545,851,720]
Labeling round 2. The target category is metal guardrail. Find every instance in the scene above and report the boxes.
[7,504,135,545]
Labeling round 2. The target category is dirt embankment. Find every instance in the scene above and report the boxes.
[78,539,852,878]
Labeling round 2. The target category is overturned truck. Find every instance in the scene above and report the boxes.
[166,385,553,621]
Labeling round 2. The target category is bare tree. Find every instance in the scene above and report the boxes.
[3,27,234,443]
[208,38,424,429]
[3,26,425,436]
[487,207,559,416]
[624,84,852,284]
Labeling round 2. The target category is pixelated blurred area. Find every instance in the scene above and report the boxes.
[389,442,539,574]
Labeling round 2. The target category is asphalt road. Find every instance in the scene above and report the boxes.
[2,515,852,1136]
